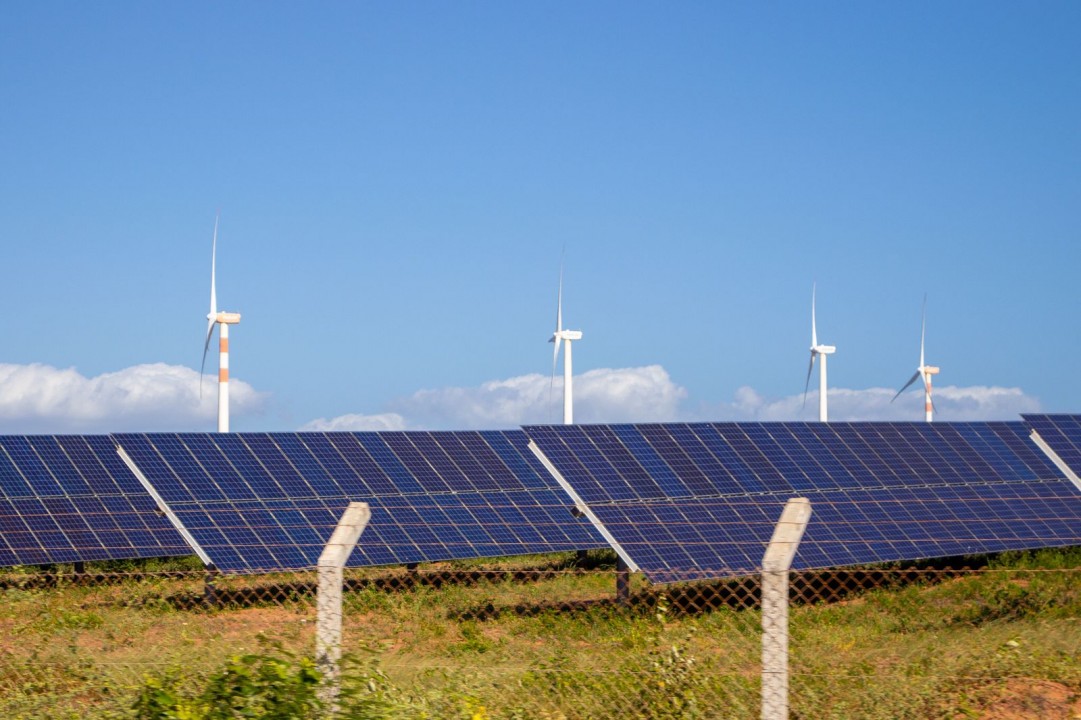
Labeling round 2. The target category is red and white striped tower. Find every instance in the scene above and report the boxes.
[215,313,241,432]
[922,366,940,423]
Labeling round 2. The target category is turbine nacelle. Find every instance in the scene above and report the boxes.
[210,311,242,325]
[552,330,583,343]
[922,365,940,375]
[811,344,836,356]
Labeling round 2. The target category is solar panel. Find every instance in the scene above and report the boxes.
[1023,414,1081,490]
[524,422,1081,583]
[112,431,605,573]
[0,435,193,567]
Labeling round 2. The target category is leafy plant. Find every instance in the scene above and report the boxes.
[132,639,323,719]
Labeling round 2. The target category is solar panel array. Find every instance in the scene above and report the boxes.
[524,422,1081,582]
[4,419,1078,578]
[1024,414,1081,486]
[112,431,605,573]
[0,435,191,567]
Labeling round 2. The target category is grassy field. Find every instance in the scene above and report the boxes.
[0,549,1078,719]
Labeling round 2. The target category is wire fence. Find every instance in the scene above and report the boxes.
[0,552,1078,719]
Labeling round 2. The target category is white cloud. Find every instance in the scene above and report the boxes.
[0,361,1039,436]
[299,413,407,432]
[0,362,267,433]
[698,385,1042,422]
[307,366,1041,430]
[374,364,688,430]
[573,365,689,423]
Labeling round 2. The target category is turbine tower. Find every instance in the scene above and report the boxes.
[892,295,940,422]
[804,283,836,423]
[549,260,582,424]
[200,215,241,433]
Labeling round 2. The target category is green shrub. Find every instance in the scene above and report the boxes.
[131,638,406,720]
[132,641,322,719]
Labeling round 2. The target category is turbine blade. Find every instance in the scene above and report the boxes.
[891,370,921,403]
[200,320,215,398]
[200,214,220,400]
[549,257,563,369]
[549,363,555,419]
[920,293,927,368]
[552,334,561,377]
[549,246,567,422]
[210,213,219,317]
[803,352,816,407]
[556,256,564,334]
[811,282,818,348]
[551,252,563,391]
[549,334,563,423]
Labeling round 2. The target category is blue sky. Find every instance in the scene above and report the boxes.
[1,3,1078,432]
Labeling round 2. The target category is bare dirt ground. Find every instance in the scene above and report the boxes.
[975,678,1081,720]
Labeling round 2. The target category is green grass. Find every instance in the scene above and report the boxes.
[0,549,1078,718]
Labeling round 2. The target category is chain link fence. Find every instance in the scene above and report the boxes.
[1,551,1078,718]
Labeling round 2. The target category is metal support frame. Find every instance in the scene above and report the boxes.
[116,444,214,567]
[527,440,640,573]
[761,498,812,720]
[527,440,640,605]
[316,502,371,709]
[1030,430,1081,491]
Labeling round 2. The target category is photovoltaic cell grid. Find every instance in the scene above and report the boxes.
[1024,415,1081,486]
[113,431,605,573]
[0,435,192,567]
[524,422,1081,582]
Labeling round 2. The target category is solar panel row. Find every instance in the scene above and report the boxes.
[525,422,1081,583]
[581,480,1078,583]
[0,435,189,567]
[524,422,1062,504]
[2,421,1078,579]
[112,431,604,573]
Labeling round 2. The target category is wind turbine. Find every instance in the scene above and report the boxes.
[549,260,582,424]
[891,295,939,422]
[200,214,241,433]
[803,283,836,423]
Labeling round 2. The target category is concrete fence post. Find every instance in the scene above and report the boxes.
[761,498,812,720]
[316,502,371,709]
